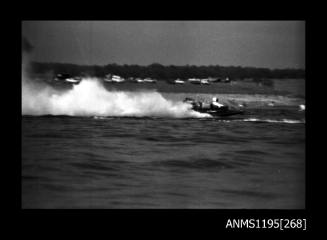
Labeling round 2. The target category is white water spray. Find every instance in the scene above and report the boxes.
[22,76,209,118]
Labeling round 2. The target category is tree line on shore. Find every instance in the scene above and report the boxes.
[30,62,305,80]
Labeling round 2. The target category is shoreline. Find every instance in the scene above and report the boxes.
[33,77,304,97]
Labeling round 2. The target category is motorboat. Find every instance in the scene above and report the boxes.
[143,78,157,83]
[188,78,201,84]
[104,74,125,83]
[53,73,81,84]
[173,79,185,84]
[134,78,145,83]
[200,79,210,85]
[183,98,244,117]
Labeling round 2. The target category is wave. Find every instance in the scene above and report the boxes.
[152,158,235,171]
[241,118,305,124]
[197,117,305,124]
[22,77,210,118]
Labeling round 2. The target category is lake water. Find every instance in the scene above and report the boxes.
[21,77,305,208]
[22,106,305,209]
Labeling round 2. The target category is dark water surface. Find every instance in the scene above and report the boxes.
[22,108,305,209]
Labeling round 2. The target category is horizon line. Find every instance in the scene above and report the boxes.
[30,61,305,71]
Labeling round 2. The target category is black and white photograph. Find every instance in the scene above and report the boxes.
[22,21,305,209]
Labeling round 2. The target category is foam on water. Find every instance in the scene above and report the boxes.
[242,118,305,124]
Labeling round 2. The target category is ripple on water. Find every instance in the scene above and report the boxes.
[152,158,235,171]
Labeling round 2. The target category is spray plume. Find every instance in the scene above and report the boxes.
[21,36,208,118]
[22,78,209,118]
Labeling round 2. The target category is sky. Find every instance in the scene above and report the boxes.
[22,21,305,69]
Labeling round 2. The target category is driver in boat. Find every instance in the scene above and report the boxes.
[211,97,224,109]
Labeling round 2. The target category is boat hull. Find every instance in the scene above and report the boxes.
[194,108,244,117]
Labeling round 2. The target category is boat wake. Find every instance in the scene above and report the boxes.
[240,118,305,124]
